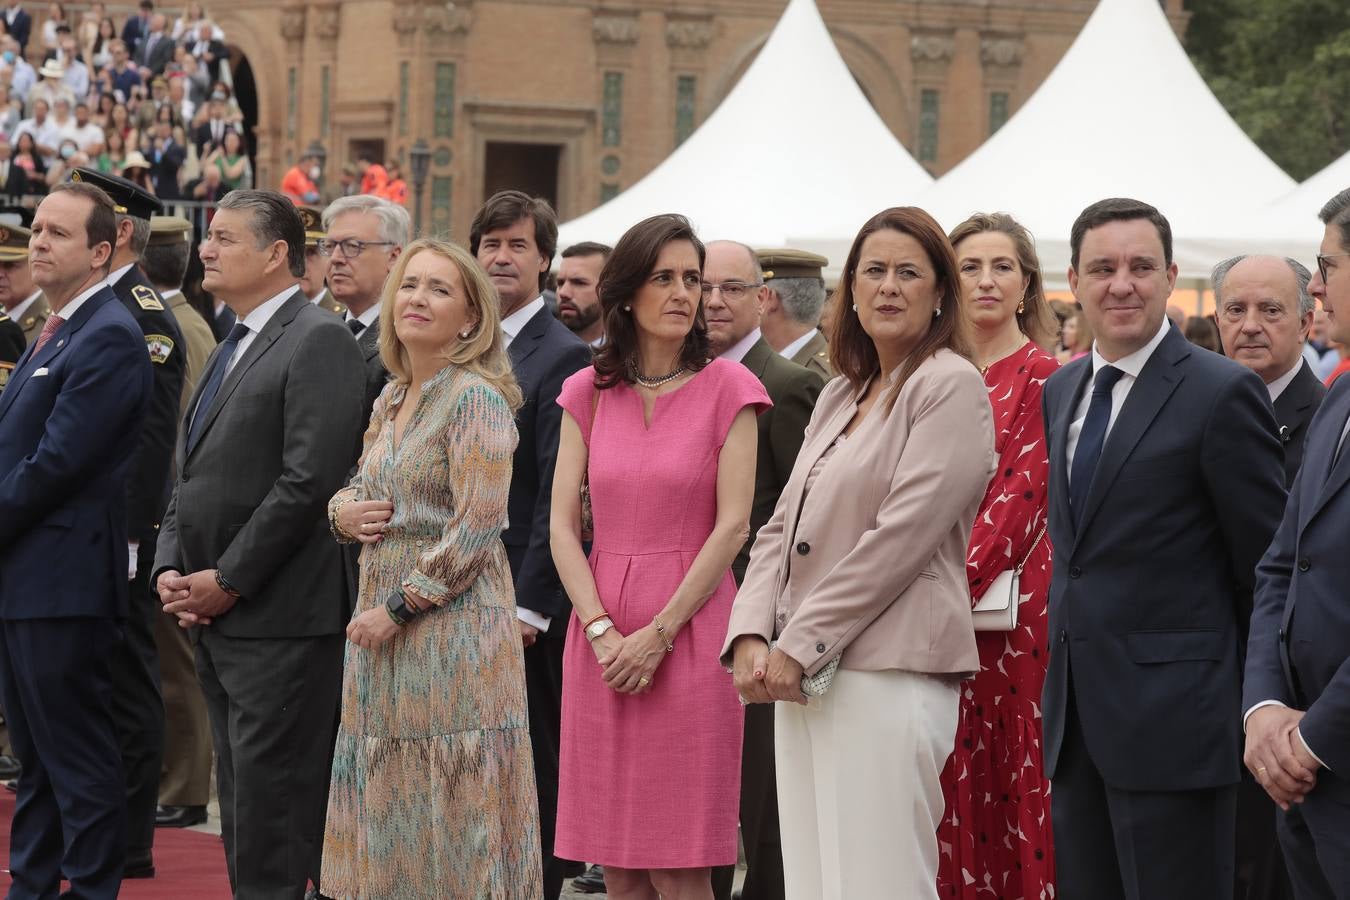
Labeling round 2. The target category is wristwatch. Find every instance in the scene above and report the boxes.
[585,617,614,641]
[385,589,425,627]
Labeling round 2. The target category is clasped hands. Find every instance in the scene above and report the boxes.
[590,623,668,695]
[339,499,394,544]
[156,568,236,628]
[1244,705,1321,810]
[732,636,807,705]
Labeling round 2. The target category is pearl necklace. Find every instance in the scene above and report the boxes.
[632,364,688,388]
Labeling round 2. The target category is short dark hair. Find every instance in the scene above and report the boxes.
[1319,187,1350,254]
[50,181,117,263]
[592,214,708,389]
[1069,197,1173,269]
[139,0,153,9]
[141,237,190,289]
[216,189,306,277]
[561,241,612,260]
[469,190,558,290]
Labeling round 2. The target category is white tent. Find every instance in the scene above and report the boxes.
[555,0,932,252]
[794,0,1297,285]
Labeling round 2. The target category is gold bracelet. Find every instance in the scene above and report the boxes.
[329,497,357,543]
[652,615,674,652]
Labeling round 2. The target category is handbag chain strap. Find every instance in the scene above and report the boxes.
[1014,519,1048,575]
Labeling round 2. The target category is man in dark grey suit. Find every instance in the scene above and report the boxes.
[1041,198,1287,900]
[152,191,365,900]
[472,191,590,900]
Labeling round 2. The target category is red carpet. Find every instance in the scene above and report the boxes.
[0,792,233,898]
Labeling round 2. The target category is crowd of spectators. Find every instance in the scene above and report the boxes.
[0,0,246,201]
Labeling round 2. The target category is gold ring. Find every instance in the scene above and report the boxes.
[1256,766,1268,774]
[638,675,650,686]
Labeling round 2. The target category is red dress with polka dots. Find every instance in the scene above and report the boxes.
[937,341,1058,900]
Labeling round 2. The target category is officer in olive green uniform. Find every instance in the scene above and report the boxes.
[0,225,49,347]
[141,214,215,829]
[298,206,346,315]
[71,168,186,879]
[757,248,836,380]
[0,311,21,390]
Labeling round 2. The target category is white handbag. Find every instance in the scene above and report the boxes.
[972,521,1047,632]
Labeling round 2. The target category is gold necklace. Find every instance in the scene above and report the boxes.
[977,336,1029,376]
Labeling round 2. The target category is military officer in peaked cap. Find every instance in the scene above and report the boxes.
[69,167,185,880]
[297,206,346,316]
[757,248,835,380]
[0,225,51,348]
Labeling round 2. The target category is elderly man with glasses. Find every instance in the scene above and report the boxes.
[702,239,823,900]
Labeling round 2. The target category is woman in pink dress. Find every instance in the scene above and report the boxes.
[550,213,769,899]
[937,212,1059,899]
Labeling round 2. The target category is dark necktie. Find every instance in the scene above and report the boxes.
[347,318,364,337]
[187,321,249,451]
[1069,364,1125,527]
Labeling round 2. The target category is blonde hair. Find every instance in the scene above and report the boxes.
[377,238,523,411]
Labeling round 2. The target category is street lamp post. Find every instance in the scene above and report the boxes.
[409,139,431,236]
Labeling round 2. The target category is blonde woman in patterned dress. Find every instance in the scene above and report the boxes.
[320,238,542,899]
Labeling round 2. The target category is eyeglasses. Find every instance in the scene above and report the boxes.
[700,280,762,300]
[1317,253,1350,283]
[317,238,396,259]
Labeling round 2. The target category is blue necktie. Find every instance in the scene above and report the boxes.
[187,322,249,451]
[1069,364,1124,527]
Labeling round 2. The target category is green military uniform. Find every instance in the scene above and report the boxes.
[14,293,51,347]
[758,247,836,380]
[298,206,347,316]
[0,312,21,391]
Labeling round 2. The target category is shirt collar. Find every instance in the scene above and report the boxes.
[780,328,818,361]
[720,327,762,364]
[345,302,381,329]
[108,261,136,285]
[237,286,299,335]
[1090,317,1171,381]
[52,278,109,321]
[1267,358,1306,403]
[501,296,545,342]
[7,289,41,321]
[159,288,182,303]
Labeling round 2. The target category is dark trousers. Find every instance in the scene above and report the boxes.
[1237,768,1293,899]
[152,598,212,806]
[524,621,566,900]
[196,629,344,900]
[1276,770,1350,900]
[0,617,126,900]
[109,540,165,857]
[713,701,784,900]
[1052,690,1236,900]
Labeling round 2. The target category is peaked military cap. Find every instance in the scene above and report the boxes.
[0,223,30,262]
[756,248,829,281]
[148,215,192,246]
[70,167,164,220]
[296,206,324,246]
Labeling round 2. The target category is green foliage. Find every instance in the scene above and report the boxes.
[1186,0,1350,180]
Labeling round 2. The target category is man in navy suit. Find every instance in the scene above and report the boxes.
[472,191,590,900]
[1245,187,1350,899]
[0,181,152,899]
[1041,198,1287,899]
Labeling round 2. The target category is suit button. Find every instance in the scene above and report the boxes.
[181,472,190,483]
[1298,558,1311,572]
[1068,566,1081,578]
[796,541,811,556]
[1059,630,1067,645]
[815,642,826,653]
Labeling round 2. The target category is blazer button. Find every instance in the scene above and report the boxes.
[181,472,190,483]
[1068,566,1081,578]
[1059,630,1067,645]
[1298,558,1311,572]
[796,541,811,556]
[815,642,826,653]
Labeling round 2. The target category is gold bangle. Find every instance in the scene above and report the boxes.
[652,615,674,652]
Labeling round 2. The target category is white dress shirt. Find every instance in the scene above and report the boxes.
[719,327,762,365]
[221,288,295,378]
[1265,359,1305,404]
[499,294,552,632]
[780,328,818,361]
[1066,318,1171,472]
[47,277,107,323]
[344,302,380,338]
[7,288,42,323]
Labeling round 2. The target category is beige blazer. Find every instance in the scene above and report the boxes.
[722,348,995,677]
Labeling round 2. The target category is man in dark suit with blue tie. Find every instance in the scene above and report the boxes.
[1041,198,1287,900]
[472,191,590,900]
[1245,187,1350,900]
[0,181,152,900]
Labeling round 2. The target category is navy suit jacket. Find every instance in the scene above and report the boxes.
[1246,375,1350,774]
[6,8,30,52]
[0,285,151,619]
[505,305,590,620]
[1041,326,1286,792]
[1273,359,1326,488]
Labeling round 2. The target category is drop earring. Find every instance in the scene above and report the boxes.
[1017,300,1026,315]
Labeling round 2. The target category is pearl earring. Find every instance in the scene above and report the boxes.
[933,307,942,317]
[623,305,631,311]
[460,328,472,339]
[852,304,858,312]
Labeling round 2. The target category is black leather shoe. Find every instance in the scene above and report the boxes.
[124,849,155,879]
[0,755,20,779]
[155,804,207,828]
[572,865,606,893]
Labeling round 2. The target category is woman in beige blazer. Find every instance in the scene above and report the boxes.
[722,206,996,900]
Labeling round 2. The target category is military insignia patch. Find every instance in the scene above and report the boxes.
[70,170,82,183]
[146,333,175,364]
[0,361,11,390]
[22,315,35,329]
[298,207,321,231]
[133,285,164,310]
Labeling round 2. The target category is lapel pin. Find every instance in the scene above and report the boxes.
[57,339,64,348]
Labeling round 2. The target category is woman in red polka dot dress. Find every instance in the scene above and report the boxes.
[937,213,1059,900]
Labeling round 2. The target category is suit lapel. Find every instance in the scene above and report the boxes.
[1076,331,1188,538]
[0,288,109,424]
[507,306,549,370]
[1302,383,1350,528]
[1049,358,1091,545]
[358,319,380,362]
[739,338,772,380]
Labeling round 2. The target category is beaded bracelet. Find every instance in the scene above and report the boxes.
[652,615,674,652]
[329,497,357,543]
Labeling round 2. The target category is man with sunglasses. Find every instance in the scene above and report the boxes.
[1245,186,1350,899]
[703,240,822,900]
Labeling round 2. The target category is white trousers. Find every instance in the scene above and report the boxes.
[774,668,958,900]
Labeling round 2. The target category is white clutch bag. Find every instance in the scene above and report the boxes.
[972,521,1046,632]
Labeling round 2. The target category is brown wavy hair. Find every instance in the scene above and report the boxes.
[829,207,971,410]
[948,211,1057,349]
[592,213,710,389]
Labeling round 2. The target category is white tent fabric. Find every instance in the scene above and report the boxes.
[793,0,1297,285]
[555,0,931,252]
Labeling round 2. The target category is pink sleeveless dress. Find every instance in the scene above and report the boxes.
[554,358,771,869]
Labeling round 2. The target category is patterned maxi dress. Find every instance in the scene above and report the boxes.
[320,366,542,899]
[937,342,1059,899]
[553,358,771,869]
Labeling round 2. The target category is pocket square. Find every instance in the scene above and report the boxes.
[30,367,49,377]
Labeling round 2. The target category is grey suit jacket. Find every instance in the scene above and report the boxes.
[154,289,366,638]
[356,319,388,426]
